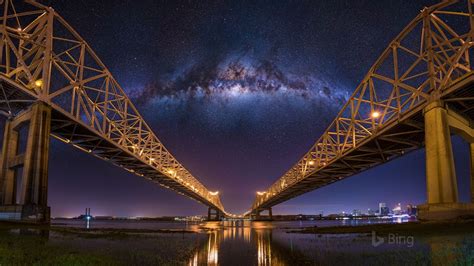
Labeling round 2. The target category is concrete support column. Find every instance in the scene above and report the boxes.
[0,121,19,205]
[0,102,51,223]
[424,101,458,204]
[470,143,474,203]
[268,208,272,220]
[207,207,222,221]
[419,101,474,220]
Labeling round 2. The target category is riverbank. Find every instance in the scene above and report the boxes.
[0,222,203,265]
[287,219,474,236]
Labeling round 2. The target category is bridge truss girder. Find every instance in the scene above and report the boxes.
[252,0,474,212]
[0,0,225,214]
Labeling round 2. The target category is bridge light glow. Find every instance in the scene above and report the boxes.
[167,169,176,175]
[371,111,380,119]
[34,79,43,88]
[257,191,266,195]
[210,191,219,196]
[308,160,315,166]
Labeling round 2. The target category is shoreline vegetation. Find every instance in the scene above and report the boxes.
[0,222,201,265]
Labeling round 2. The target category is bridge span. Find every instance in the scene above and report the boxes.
[250,0,474,221]
[0,0,226,222]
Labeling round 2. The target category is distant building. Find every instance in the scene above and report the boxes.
[392,203,402,215]
[367,208,377,215]
[379,203,387,216]
[94,216,113,220]
[407,204,418,216]
[352,209,362,217]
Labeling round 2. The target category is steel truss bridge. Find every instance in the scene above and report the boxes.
[250,0,474,219]
[0,0,474,222]
[0,0,226,221]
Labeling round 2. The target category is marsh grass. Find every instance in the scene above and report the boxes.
[0,223,202,265]
[0,231,119,265]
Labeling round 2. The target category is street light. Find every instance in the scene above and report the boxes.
[371,111,380,119]
[34,79,43,88]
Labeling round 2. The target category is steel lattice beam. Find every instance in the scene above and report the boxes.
[0,0,225,214]
[251,0,474,213]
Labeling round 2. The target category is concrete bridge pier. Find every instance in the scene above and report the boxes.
[251,208,272,221]
[470,143,474,204]
[207,207,222,221]
[418,100,474,220]
[0,102,51,223]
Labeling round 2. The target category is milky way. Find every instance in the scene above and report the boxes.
[132,53,348,138]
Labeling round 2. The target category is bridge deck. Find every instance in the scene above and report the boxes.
[0,77,221,210]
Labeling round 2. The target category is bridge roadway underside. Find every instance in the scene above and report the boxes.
[257,74,474,215]
[0,77,222,222]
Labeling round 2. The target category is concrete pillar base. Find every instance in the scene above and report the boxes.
[417,203,474,221]
[207,207,222,221]
[250,208,273,221]
[0,102,52,224]
[0,204,50,224]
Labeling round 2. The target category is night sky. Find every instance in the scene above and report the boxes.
[31,0,472,217]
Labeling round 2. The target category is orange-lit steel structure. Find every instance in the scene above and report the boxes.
[251,0,474,220]
[0,0,225,222]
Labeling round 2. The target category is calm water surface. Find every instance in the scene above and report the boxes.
[43,219,474,265]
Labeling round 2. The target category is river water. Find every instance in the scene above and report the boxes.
[35,218,473,265]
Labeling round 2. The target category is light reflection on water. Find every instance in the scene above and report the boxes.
[44,219,474,265]
[188,221,284,266]
[187,220,400,266]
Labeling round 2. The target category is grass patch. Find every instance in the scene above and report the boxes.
[0,231,119,265]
